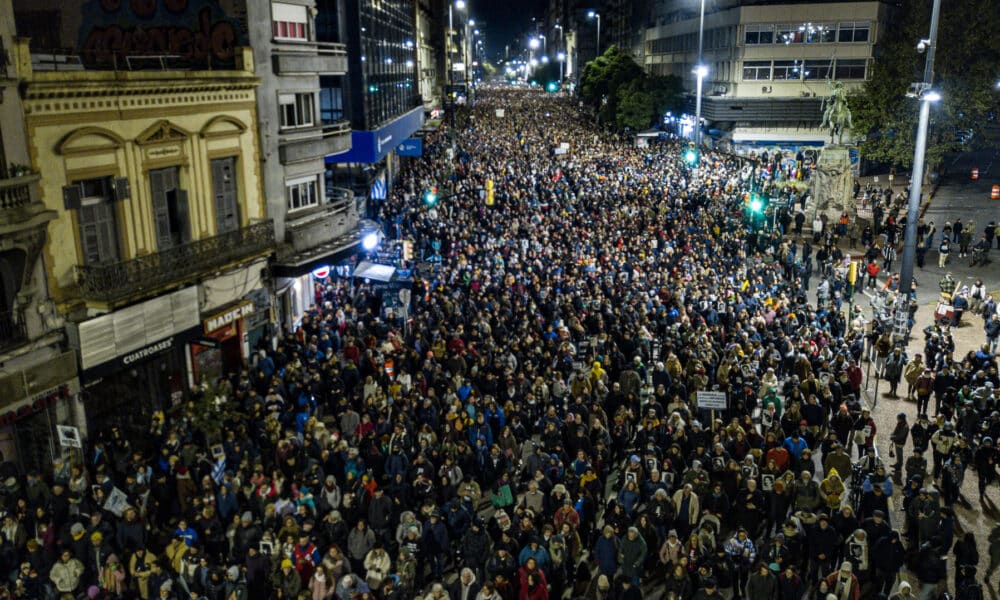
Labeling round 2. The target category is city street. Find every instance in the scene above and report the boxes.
[849,149,1000,593]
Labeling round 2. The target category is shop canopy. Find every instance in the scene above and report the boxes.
[353,261,397,282]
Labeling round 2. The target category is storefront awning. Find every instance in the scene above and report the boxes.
[271,236,361,279]
[325,107,425,165]
[353,261,396,282]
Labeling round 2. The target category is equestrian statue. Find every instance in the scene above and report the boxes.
[821,81,853,145]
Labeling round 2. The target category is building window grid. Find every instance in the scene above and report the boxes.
[279,93,315,129]
[287,176,319,211]
[273,20,308,41]
[838,21,871,43]
[834,58,868,79]
[359,0,417,130]
[742,60,772,80]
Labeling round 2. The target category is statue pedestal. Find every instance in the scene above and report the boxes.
[806,145,855,230]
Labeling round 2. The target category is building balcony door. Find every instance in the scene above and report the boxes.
[149,167,190,250]
[211,157,240,234]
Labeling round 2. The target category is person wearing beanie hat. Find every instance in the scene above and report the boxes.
[276,557,302,598]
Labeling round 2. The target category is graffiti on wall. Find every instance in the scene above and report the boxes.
[79,0,248,67]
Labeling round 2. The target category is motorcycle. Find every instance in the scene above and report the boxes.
[970,246,990,266]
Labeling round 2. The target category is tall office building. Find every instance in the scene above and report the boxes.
[645,0,893,148]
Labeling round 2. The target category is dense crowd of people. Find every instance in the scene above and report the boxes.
[4,88,999,600]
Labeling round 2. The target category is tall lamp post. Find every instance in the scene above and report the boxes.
[557,51,566,82]
[448,0,466,87]
[896,0,942,341]
[587,11,601,57]
[694,0,707,153]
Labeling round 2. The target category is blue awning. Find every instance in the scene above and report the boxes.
[326,107,425,164]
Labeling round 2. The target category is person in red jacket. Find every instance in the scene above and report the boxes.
[517,557,548,600]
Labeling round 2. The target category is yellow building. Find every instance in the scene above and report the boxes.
[18,42,276,436]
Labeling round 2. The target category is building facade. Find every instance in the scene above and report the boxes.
[645,0,892,147]
[17,39,275,444]
[0,0,77,472]
[316,0,424,217]
[245,0,358,334]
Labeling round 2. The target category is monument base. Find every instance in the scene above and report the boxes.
[805,145,855,230]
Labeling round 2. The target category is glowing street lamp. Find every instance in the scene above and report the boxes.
[587,11,601,55]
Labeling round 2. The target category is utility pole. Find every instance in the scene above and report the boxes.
[895,0,942,343]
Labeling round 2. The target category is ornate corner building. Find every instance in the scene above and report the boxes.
[0,0,74,471]
[5,0,277,459]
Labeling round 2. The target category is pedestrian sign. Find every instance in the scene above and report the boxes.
[696,391,727,409]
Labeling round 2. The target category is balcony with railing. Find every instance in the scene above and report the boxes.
[278,121,352,165]
[0,310,27,353]
[273,42,348,75]
[76,220,275,305]
[0,171,53,232]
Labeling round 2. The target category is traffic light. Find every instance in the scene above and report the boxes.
[402,240,414,261]
[485,179,495,206]
[749,194,764,214]
[546,81,559,93]
[683,146,699,166]
[423,187,438,206]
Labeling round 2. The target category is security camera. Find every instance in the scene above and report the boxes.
[916,39,929,53]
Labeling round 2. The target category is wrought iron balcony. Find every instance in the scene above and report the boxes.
[0,310,27,352]
[76,220,275,304]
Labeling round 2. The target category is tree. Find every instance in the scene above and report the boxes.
[617,80,655,131]
[849,0,1000,171]
[580,46,684,131]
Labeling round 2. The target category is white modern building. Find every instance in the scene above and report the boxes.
[645,0,894,148]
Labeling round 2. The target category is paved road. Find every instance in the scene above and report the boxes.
[855,155,1000,594]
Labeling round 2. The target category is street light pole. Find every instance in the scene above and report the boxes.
[896,0,942,341]
[587,11,601,57]
[694,0,706,152]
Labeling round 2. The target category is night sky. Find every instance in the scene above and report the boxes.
[471,0,541,62]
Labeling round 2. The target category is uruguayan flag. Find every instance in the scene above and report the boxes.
[371,177,386,200]
[212,458,226,484]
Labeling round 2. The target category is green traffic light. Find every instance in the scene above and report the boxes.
[423,190,438,206]
[683,149,698,165]
[750,197,764,213]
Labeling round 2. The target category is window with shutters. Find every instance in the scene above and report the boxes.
[272,2,310,41]
[75,177,120,266]
[279,93,315,129]
[148,167,189,250]
[211,157,241,234]
[287,176,319,212]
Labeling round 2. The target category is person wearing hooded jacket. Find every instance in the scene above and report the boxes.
[820,469,845,511]
[871,531,905,596]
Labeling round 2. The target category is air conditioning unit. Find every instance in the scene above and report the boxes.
[761,86,772,93]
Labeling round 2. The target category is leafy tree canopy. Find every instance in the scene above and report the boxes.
[580,46,684,131]
[849,0,1000,170]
